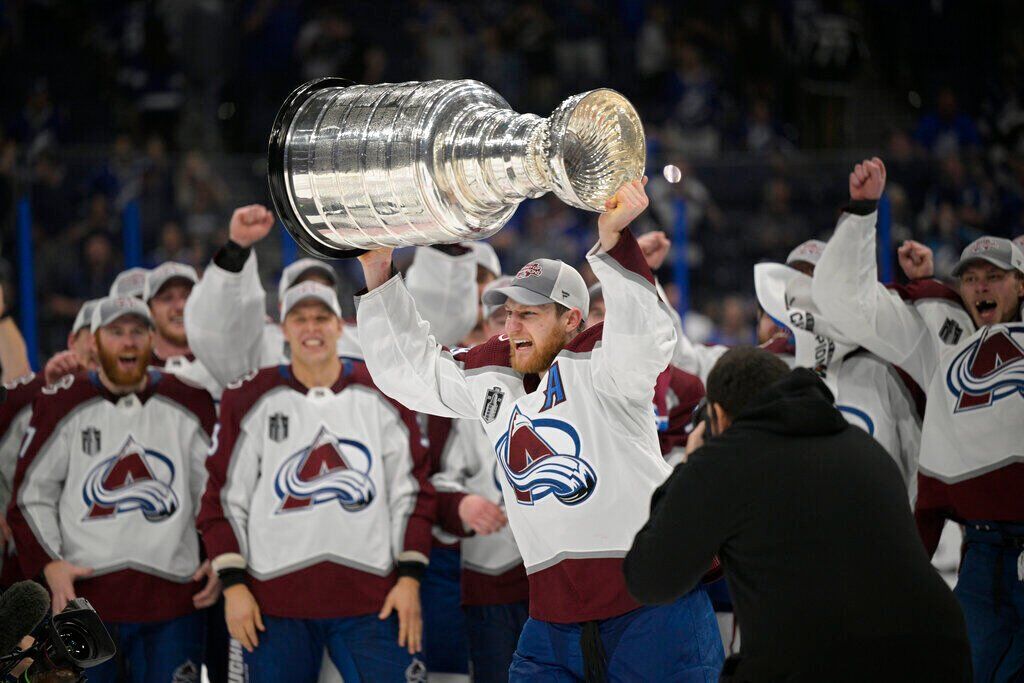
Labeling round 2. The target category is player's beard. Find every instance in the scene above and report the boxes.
[97,339,152,387]
[510,329,568,374]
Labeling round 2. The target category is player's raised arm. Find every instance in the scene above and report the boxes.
[184,204,277,389]
[812,158,938,388]
[586,178,677,403]
[355,248,479,419]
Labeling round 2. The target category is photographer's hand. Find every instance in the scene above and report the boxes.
[379,576,422,654]
[192,560,222,609]
[43,560,93,614]
[683,421,707,463]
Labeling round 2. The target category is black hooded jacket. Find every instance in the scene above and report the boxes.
[624,369,969,682]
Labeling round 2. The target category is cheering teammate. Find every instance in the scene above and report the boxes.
[8,296,219,682]
[197,282,434,682]
[812,157,1024,680]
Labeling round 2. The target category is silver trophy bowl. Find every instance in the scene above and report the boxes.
[268,78,645,258]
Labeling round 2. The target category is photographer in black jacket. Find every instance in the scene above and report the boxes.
[624,347,970,683]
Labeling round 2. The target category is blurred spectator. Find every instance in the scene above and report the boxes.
[884,128,930,209]
[149,220,202,268]
[743,99,794,155]
[707,295,755,346]
[551,0,608,90]
[915,87,982,158]
[10,80,63,153]
[920,155,994,233]
[47,231,121,323]
[754,177,808,261]
[664,42,722,158]
[138,136,178,253]
[175,151,228,240]
[30,150,75,238]
[296,7,368,81]
[413,3,467,80]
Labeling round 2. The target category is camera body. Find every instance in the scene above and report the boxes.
[32,598,117,671]
[0,597,117,680]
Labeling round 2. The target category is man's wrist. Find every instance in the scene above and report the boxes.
[213,240,252,273]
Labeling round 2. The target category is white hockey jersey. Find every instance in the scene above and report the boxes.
[0,373,45,583]
[150,350,223,402]
[8,370,215,623]
[754,263,923,489]
[184,245,477,391]
[431,417,528,606]
[197,361,434,618]
[812,209,1024,553]
[357,230,677,623]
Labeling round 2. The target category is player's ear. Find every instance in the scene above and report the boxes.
[567,308,583,332]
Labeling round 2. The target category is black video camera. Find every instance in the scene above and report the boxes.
[0,598,116,681]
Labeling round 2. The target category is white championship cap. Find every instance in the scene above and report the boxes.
[785,239,827,268]
[110,267,150,299]
[90,296,155,334]
[71,298,103,336]
[143,262,199,301]
[279,281,341,322]
[278,259,339,302]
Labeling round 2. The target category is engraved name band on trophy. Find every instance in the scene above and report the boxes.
[267,78,646,258]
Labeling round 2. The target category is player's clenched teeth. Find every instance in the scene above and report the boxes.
[301,338,325,348]
[512,339,533,350]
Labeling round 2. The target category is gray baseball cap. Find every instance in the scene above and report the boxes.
[482,276,514,318]
[90,296,155,334]
[482,259,589,320]
[280,281,341,322]
[71,298,103,335]
[110,267,150,299]
[951,237,1024,277]
[144,262,199,301]
[278,259,338,302]
[785,239,827,267]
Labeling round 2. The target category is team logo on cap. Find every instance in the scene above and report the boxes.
[83,436,179,521]
[516,263,543,280]
[968,237,1000,255]
[274,426,376,513]
[495,407,596,506]
[947,325,1024,412]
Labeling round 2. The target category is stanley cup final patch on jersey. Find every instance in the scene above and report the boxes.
[482,386,505,423]
[268,413,289,442]
[81,427,101,456]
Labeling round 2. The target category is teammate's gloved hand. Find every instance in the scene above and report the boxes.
[458,494,508,535]
[43,560,94,614]
[637,231,671,270]
[224,584,265,653]
[228,204,276,249]
[898,240,934,280]
[358,248,396,291]
[379,576,422,654]
[44,350,81,386]
[849,157,886,202]
[192,560,222,609]
[598,177,649,252]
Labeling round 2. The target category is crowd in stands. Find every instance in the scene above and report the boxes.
[1,0,1023,358]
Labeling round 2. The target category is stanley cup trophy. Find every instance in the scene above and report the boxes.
[267,78,645,258]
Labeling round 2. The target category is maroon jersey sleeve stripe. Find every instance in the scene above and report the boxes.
[8,374,97,579]
[604,229,656,285]
[197,367,283,560]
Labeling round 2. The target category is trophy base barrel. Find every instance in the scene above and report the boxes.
[267,77,367,259]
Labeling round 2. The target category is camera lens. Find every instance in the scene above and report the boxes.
[58,622,96,661]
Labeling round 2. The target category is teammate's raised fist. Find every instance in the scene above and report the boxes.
[229,204,276,249]
[637,231,671,270]
[599,177,650,251]
[898,240,934,280]
[849,157,886,202]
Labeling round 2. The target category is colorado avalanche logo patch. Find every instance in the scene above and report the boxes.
[494,407,596,506]
[947,325,1024,412]
[274,426,376,513]
[82,436,179,521]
